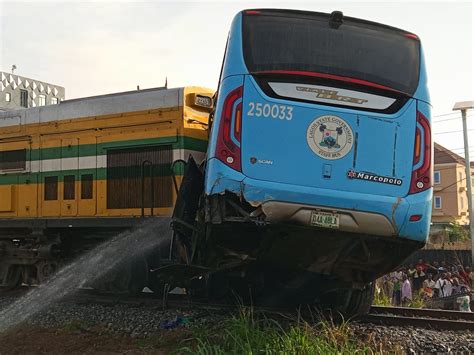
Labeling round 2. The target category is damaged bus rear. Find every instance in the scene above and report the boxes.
[174,9,432,313]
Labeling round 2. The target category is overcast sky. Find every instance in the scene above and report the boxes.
[0,0,473,155]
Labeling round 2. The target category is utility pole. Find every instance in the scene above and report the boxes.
[453,101,474,264]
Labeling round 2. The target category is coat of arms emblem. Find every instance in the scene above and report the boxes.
[306,115,354,160]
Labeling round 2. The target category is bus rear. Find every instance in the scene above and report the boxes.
[204,9,432,290]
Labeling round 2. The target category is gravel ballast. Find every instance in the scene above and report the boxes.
[1,295,473,353]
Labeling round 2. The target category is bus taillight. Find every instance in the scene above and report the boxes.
[215,86,243,171]
[409,111,432,194]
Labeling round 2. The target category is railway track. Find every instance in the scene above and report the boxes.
[363,306,474,331]
[3,288,474,331]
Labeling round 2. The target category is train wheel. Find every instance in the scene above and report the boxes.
[1,265,22,290]
[35,261,58,284]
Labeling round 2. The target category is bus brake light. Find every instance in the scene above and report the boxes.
[409,111,432,194]
[215,86,243,171]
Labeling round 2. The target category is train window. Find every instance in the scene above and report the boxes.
[64,175,75,200]
[0,149,26,171]
[81,174,93,199]
[44,176,58,201]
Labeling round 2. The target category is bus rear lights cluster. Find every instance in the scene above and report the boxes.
[409,111,432,194]
[215,86,243,172]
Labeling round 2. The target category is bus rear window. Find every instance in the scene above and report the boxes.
[242,13,420,95]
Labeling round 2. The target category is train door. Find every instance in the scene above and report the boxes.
[60,138,79,217]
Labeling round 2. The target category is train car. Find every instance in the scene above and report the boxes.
[0,86,213,292]
[169,9,433,315]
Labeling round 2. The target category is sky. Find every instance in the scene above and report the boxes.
[0,0,473,155]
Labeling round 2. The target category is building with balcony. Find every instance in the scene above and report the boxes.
[0,71,65,111]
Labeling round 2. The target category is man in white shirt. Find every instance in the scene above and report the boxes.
[434,273,453,297]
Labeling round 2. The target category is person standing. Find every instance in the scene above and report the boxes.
[401,274,412,306]
[459,266,472,289]
[422,273,436,298]
[392,271,402,306]
[413,264,426,292]
[434,273,453,298]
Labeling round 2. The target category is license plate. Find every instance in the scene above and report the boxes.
[310,211,339,229]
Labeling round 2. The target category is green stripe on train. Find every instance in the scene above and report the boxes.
[28,136,207,160]
[0,164,183,185]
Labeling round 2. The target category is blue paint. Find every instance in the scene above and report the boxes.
[205,10,432,243]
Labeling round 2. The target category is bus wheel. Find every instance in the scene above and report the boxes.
[344,283,375,317]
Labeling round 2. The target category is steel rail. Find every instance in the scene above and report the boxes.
[359,313,474,331]
[370,305,474,321]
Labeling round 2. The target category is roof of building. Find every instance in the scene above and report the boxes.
[434,142,474,168]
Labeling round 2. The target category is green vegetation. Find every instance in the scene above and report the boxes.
[373,290,391,306]
[178,308,378,354]
[406,293,427,309]
[447,221,469,241]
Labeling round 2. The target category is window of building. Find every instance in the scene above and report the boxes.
[44,176,58,201]
[51,97,58,105]
[434,196,442,209]
[64,175,75,200]
[81,174,93,199]
[38,94,46,106]
[20,89,28,108]
[434,170,441,184]
[5,92,11,102]
[0,149,26,171]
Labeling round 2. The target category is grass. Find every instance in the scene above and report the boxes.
[177,308,378,354]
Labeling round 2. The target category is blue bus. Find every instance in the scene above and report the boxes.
[174,9,431,314]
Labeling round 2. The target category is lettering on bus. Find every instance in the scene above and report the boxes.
[247,102,293,120]
[296,86,369,105]
[306,115,353,160]
[347,169,403,186]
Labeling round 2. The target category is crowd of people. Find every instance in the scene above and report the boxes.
[377,259,473,311]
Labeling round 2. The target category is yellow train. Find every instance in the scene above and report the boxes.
[0,86,213,289]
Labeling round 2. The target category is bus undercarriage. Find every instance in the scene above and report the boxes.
[156,157,424,315]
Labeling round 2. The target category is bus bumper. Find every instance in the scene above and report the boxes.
[205,158,431,243]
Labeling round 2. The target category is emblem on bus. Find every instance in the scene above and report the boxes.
[306,115,353,160]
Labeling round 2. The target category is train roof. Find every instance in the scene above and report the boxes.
[0,86,210,128]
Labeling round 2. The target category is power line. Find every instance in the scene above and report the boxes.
[434,115,473,123]
[434,129,474,135]
[433,112,461,118]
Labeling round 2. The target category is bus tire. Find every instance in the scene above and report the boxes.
[345,283,375,317]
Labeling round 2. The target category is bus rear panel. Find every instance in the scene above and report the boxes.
[204,9,432,284]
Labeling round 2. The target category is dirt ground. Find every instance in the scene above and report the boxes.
[0,325,191,355]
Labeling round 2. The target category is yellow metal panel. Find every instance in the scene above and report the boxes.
[17,181,38,217]
[0,185,14,212]
[78,180,97,216]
